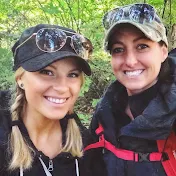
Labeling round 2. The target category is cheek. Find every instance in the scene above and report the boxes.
[69,84,81,107]
[74,84,82,97]
[111,59,120,73]
[70,79,82,95]
[24,80,47,100]
[24,86,41,102]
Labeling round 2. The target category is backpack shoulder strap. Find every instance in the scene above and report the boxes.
[85,124,164,162]
[157,132,176,176]
[84,124,105,151]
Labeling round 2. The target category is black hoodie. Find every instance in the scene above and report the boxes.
[0,101,91,176]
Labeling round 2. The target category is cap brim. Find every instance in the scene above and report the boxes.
[21,50,91,76]
[104,20,163,51]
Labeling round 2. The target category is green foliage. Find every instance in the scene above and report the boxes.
[80,77,92,97]
[0,48,13,90]
[77,113,91,128]
[75,51,115,125]
[92,98,99,108]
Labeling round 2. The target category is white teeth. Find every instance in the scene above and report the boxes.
[47,97,67,104]
[125,70,143,76]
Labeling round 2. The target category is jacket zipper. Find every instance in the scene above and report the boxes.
[48,159,53,171]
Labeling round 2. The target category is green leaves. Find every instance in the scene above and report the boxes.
[0,0,176,125]
[0,48,13,89]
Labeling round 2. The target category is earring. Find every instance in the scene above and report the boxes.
[20,83,24,89]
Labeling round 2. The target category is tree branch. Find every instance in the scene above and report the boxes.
[35,0,50,23]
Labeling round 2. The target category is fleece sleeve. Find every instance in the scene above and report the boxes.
[0,146,7,175]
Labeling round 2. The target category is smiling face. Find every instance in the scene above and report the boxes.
[109,24,168,95]
[17,57,83,121]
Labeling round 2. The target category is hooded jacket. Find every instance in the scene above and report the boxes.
[0,103,90,176]
[86,55,176,176]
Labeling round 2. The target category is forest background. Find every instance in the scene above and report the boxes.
[0,0,176,126]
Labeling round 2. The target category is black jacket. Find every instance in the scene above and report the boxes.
[86,56,176,176]
[0,90,10,110]
[0,107,91,176]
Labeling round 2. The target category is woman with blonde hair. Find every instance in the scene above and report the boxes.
[0,24,93,176]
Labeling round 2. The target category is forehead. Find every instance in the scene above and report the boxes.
[49,57,81,69]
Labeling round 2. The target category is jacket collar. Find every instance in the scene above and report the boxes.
[95,56,176,142]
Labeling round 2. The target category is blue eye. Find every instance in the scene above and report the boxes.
[39,69,54,76]
[68,72,80,78]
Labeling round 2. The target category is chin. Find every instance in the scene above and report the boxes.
[47,116,66,120]
[43,112,68,120]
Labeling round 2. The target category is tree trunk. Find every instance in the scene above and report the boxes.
[169,24,176,51]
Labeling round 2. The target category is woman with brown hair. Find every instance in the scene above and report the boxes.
[85,3,176,176]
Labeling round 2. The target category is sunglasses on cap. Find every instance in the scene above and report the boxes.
[103,3,161,30]
[14,28,93,60]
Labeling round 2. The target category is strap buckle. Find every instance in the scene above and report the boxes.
[161,152,169,161]
[136,152,150,162]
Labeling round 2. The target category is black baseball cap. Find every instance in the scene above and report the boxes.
[12,24,92,76]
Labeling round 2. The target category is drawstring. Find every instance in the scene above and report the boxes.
[38,157,53,176]
[20,165,23,176]
[20,158,52,176]
[75,158,80,176]
[20,157,80,176]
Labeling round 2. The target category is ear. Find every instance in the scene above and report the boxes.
[16,77,24,89]
[161,45,168,63]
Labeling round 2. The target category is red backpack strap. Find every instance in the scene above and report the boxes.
[85,124,164,162]
[157,131,176,176]
[95,124,104,135]
[104,139,163,162]
[84,124,105,151]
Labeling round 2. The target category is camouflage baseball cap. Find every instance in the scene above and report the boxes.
[103,3,168,51]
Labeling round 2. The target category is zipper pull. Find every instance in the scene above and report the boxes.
[48,159,53,171]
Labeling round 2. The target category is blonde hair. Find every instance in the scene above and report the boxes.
[9,67,84,171]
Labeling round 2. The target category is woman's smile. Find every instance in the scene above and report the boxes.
[124,69,144,77]
[45,96,68,104]
[20,57,82,120]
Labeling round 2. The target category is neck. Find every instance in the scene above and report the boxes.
[125,104,134,120]
[22,107,63,158]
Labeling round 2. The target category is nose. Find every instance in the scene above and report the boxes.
[124,51,138,67]
[52,77,69,93]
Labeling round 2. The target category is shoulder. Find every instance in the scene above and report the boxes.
[0,110,10,175]
[169,48,176,56]
[0,110,11,145]
[74,114,92,147]
[0,90,11,110]
[0,146,7,175]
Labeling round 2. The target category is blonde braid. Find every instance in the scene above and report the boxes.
[9,68,34,171]
[62,118,83,157]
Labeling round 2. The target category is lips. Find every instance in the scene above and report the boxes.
[124,69,144,77]
[46,97,67,104]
